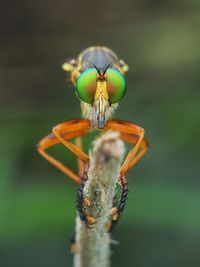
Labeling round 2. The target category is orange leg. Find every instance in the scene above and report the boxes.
[120,132,148,170]
[106,119,148,176]
[52,119,90,162]
[37,119,90,184]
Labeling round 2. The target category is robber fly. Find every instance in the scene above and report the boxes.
[37,46,148,232]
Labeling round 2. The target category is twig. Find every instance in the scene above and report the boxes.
[74,131,125,267]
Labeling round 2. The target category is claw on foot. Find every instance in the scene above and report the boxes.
[70,243,78,254]
[113,213,119,221]
[109,207,119,221]
[84,197,91,207]
[86,215,96,224]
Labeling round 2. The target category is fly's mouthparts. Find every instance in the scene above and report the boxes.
[97,114,105,129]
[93,95,109,129]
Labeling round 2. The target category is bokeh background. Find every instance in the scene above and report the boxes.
[0,1,200,266]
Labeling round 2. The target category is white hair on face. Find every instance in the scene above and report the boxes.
[81,102,118,127]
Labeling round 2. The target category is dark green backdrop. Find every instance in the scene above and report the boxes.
[0,1,200,266]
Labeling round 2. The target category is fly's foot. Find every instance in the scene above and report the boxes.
[86,215,96,225]
[70,243,78,254]
[70,230,78,253]
[83,197,92,207]
[109,207,119,221]
[77,167,97,227]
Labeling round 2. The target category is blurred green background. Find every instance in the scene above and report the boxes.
[0,0,200,266]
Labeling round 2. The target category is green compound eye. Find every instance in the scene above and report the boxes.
[106,68,126,104]
[76,68,97,104]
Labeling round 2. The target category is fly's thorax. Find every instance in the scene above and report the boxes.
[63,46,129,86]
[78,46,118,72]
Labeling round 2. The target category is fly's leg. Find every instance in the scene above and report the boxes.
[37,133,80,183]
[106,120,148,175]
[120,132,149,171]
[70,230,78,254]
[37,119,95,228]
[106,120,148,230]
[77,163,96,227]
[52,119,90,163]
[37,119,90,184]
[51,120,96,224]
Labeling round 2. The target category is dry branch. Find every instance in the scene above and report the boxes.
[74,131,125,267]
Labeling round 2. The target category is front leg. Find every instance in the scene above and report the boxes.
[106,119,148,230]
[106,119,148,176]
[37,119,90,184]
[77,163,97,227]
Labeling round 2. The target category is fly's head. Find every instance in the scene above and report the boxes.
[75,66,126,129]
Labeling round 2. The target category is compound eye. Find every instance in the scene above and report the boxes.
[106,68,126,104]
[76,68,97,104]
